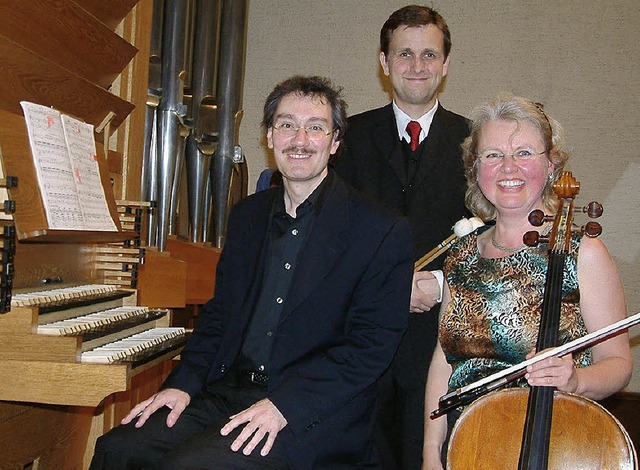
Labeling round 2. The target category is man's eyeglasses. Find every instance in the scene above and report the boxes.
[475,149,547,166]
[273,121,332,140]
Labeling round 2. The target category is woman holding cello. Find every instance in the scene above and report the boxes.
[422,95,632,469]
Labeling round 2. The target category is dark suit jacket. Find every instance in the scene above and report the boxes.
[333,103,470,270]
[333,103,470,385]
[163,172,413,468]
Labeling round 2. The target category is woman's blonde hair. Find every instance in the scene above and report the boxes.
[462,94,570,221]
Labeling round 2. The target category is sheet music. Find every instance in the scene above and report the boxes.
[61,114,117,231]
[20,102,117,231]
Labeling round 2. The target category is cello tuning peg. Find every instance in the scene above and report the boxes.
[528,209,553,227]
[582,221,602,238]
[523,230,549,247]
[580,201,603,218]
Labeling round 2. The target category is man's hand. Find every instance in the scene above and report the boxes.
[220,398,288,457]
[410,271,440,313]
[121,388,191,428]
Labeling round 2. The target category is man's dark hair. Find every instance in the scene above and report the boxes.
[262,75,348,142]
[380,5,451,59]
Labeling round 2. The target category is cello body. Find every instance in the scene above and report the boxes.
[447,388,637,470]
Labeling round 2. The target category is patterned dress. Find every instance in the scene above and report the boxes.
[440,227,591,392]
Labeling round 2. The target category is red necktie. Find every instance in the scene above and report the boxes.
[406,121,422,152]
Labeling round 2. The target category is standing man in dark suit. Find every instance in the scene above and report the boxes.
[333,6,470,469]
[90,75,413,469]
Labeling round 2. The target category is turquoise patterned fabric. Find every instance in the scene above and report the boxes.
[441,228,591,392]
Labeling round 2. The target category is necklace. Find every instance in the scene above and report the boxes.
[490,229,526,254]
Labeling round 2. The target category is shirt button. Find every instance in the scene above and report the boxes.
[276,297,283,304]
[259,365,265,371]
[267,331,273,337]
[292,229,299,235]
[284,263,291,270]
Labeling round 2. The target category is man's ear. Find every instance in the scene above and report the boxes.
[442,53,451,78]
[266,127,274,149]
[330,138,341,155]
[379,51,390,76]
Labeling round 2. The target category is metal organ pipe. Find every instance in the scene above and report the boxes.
[185,0,221,243]
[155,0,188,251]
[141,0,164,247]
[210,0,247,248]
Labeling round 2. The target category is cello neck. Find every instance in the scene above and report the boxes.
[519,173,580,470]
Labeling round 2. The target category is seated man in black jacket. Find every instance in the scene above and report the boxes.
[90,75,413,469]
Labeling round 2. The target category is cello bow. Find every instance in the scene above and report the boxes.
[431,309,640,419]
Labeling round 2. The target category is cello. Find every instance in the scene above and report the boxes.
[443,172,637,469]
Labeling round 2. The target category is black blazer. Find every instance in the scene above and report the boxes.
[333,103,470,270]
[163,173,413,468]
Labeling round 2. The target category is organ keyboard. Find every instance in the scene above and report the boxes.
[80,327,187,364]
[0,283,189,407]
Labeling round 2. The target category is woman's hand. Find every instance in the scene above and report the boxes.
[524,350,578,393]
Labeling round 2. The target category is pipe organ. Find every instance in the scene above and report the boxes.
[0,0,247,467]
[142,0,248,250]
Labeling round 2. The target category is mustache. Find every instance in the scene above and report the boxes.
[282,146,315,155]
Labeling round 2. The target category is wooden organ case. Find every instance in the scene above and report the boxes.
[0,1,198,468]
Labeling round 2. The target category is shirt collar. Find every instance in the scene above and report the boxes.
[392,100,439,145]
[273,170,334,219]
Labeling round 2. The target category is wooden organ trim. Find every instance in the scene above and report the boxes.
[166,237,221,305]
[73,0,141,31]
[0,38,134,131]
[0,0,138,90]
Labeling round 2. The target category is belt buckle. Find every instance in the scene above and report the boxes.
[247,371,267,384]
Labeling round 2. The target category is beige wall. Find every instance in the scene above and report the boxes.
[239,0,640,390]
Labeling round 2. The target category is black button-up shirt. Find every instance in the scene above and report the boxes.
[237,172,333,373]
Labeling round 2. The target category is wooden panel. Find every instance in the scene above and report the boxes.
[0,402,93,470]
[12,243,94,288]
[0,401,31,423]
[118,0,154,200]
[166,237,220,304]
[0,333,80,362]
[0,362,171,469]
[104,148,125,176]
[0,305,36,333]
[0,38,134,130]
[0,360,129,406]
[73,0,140,30]
[0,349,183,407]
[0,0,138,89]
[136,249,188,308]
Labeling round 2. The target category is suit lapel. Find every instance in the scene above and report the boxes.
[236,193,274,324]
[374,105,408,188]
[280,177,350,321]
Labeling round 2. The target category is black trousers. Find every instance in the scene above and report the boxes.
[374,312,438,470]
[90,373,290,470]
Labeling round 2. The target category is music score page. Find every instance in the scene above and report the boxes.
[20,101,117,231]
